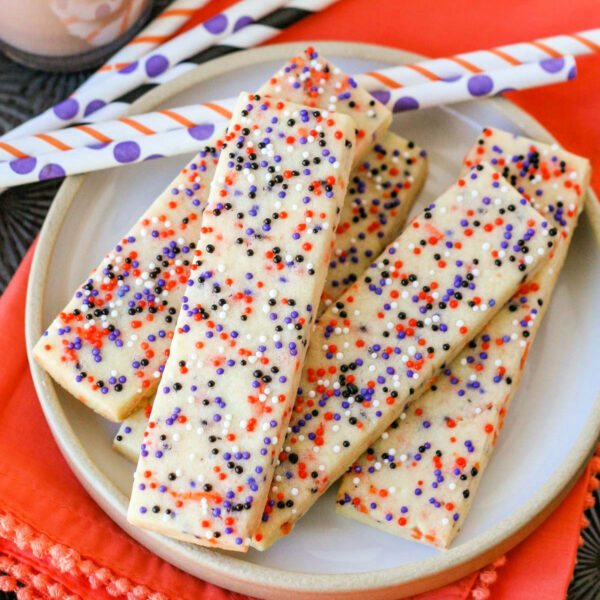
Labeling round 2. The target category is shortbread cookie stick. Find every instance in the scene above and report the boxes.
[114,402,153,463]
[336,129,589,549]
[33,147,220,422]
[321,133,428,313]
[127,93,356,551]
[259,47,392,165]
[252,162,553,550]
[113,132,429,461]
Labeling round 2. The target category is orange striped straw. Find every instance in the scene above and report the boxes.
[356,28,599,89]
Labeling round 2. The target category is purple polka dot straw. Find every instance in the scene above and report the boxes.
[1,124,222,187]
[376,56,577,113]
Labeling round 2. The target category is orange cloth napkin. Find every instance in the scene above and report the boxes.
[2,1,600,598]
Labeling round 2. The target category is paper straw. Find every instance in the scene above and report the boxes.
[84,0,340,123]
[355,28,599,90]
[371,56,577,113]
[0,54,575,162]
[1,18,592,145]
[0,57,576,187]
[0,124,222,188]
[64,24,600,123]
[166,0,340,71]
[0,103,234,162]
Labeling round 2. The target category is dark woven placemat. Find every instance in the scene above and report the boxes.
[0,13,595,597]
[0,58,86,291]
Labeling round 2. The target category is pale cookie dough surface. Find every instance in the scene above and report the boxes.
[336,128,590,549]
[259,46,392,165]
[321,131,428,313]
[33,148,220,422]
[114,131,429,462]
[252,162,553,550]
[127,93,356,552]
[112,401,153,463]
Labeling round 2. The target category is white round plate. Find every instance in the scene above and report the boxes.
[26,43,600,599]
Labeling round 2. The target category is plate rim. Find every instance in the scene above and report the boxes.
[24,41,600,599]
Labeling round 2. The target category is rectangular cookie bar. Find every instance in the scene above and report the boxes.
[251,161,553,550]
[33,147,220,421]
[113,131,429,461]
[259,47,392,165]
[126,92,356,551]
[336,128,590,548]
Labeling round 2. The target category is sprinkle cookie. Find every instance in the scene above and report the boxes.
[127,93,356,551]
[34,48,385,423]
[336,128,590,548]
[259,47,392,165]
[252,162,552,550]
[321,131,428,312]
[113,131,429,461]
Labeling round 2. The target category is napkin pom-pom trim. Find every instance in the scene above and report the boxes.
[469,555,507,600]
[0,552,79,599]
[0,509,170,599]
